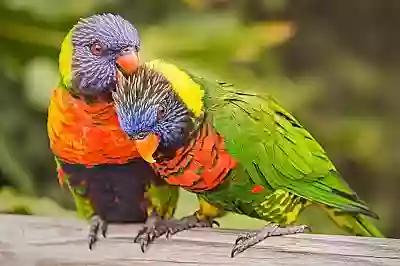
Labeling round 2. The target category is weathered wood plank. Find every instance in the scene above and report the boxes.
[0,214,399,266]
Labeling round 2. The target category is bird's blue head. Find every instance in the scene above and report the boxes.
[112,66,194,163]
[60,13,141,96]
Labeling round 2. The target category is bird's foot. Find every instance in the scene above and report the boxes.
[230,224,310,257]
[134,216,173,252]
[88,215,108,250]
[134,215,218,252]
[166,214,219,238]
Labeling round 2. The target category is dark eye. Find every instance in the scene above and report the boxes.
[157,105,165,120]
[90,42,104,56]
[121,47,131,54]
[136,132,147,140]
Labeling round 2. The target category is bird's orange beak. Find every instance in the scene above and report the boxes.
[134,133,160,164]
[116,50,139,75]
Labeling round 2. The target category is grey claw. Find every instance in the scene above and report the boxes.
[88,215,105,250]
[134,227,147,243]
[212,220,220,227]
[140,237,148,253]
[134,219,170,252]
[230,246,239,258]
[88,234,97,250]
[101,220,108,238]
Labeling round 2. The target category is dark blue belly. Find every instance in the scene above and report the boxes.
[60,158,162,223]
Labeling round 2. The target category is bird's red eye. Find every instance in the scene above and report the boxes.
[157,105,165,120]
[90,42,104,56]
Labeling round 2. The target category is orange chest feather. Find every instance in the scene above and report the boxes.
[47,88,139,165]
[153,122,236,192]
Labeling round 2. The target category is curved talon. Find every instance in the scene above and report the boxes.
[88,234,97,250]
[134,229,152,253]
[167,227,180,237]
[230,246,240,258]
[135,231,152,253]
[212,220,220,227]
[167,227,182,237]
[134,219,171,252]
[101,220,108,238]
[139,236,150,253]
[134,227,147,243]
[166,230,173,239]
[88,215,108,250]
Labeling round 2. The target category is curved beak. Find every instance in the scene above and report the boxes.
[134,133,160,164]
[116,48,139,75]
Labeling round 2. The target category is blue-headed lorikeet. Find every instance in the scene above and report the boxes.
[111,60,383,257]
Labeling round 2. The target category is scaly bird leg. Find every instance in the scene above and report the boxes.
[88,215,108,250]
[230,224,311,257]
[167,198,222,237]
[134,215,175,252]
[166,214,219,238]
[135,199,222,251]
[134,214,219,252]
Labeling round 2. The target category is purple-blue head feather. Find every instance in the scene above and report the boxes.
[112,67,194,150]
[68,13,140,94]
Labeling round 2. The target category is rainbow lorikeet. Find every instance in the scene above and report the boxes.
[111,60,384,257]
[47,14,180,249]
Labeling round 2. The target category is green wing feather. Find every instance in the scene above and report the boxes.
[190,76,378,219]
[55,157,95,220]
[146,183,179,219]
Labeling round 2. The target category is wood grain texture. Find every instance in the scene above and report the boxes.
[0,214,399,266]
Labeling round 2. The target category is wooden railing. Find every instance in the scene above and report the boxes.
[0,214,399,265]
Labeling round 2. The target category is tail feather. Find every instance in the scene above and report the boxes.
[322,206,384,237]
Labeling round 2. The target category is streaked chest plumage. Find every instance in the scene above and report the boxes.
[153,122,236,192]
[47,88,139,165]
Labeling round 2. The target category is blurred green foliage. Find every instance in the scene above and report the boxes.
[0,0,399,237]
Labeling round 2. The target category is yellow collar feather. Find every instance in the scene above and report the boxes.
[145,59,204,117]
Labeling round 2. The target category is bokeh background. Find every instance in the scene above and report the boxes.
[0,0,399,238]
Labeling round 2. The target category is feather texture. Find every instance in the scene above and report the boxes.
[48,87,140,165]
